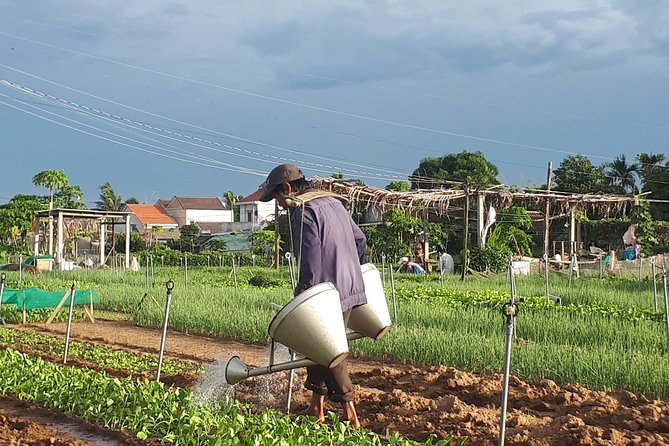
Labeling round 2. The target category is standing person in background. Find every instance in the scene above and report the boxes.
[259,163,366,429]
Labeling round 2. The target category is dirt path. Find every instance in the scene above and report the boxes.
[0,396,155,446]
[12,320,669,446]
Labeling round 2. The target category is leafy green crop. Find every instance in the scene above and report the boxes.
[0,348,458,445]
[0,327,200,377]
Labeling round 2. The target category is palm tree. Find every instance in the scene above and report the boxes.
[95,182,123,211]
[605,154,639,194]
[32,170,69,256]
[636,152,666,187]
[32,170,68,212]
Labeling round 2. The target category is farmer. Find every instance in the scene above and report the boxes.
[398,257,426,275]
[259,163,366,429]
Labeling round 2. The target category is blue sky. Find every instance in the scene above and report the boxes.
[0,1,667,207]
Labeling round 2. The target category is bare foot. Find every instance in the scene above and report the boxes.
[304,394,325,423]
[341,401,360,430]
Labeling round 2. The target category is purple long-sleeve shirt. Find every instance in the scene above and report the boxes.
[290,195,367,312]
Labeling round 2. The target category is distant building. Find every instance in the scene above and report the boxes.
[238,188,276,229]
[122,203,180,243]
[162,196,233,227]
[124,204,179,232]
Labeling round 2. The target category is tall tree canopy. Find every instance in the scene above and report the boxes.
[32,170,85,209]
[32,170,68,211]
[637,152,669,221]
[0,194,45,252]
[553,155,607,194]
[605,154,639,195]
[410,150,499,189]
[95,182,123,211]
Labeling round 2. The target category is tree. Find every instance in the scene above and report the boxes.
[485,207,535,256]
[54,184,86,209]
[32,170,68,212]
[249,230,275,257]
[361,209,421,260]
[605,154,639,194]
[553,155,608,194]
[385,180,410,192]
[95,182,123,211]
[224,191,243,221]
[636,153,669,221]
[630,200,657,256]
[636,152,666,187]
[179,224,199,252]
[0,194,45,252]
[114,231,146,253]
[410,150,499,190]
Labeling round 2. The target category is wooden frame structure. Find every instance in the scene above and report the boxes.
[35,208,133,269]
[312,177,639,271]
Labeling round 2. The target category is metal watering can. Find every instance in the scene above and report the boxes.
[224,263,391,385]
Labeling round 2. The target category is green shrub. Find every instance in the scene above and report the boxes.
[469,246,507,273]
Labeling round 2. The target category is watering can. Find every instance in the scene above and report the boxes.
[225,263,392,385]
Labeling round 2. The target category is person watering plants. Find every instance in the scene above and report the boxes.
[259,163,366,429]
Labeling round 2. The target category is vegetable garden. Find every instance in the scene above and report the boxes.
[1,261,669,445]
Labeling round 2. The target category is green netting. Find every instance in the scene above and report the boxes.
[0,288,100,310]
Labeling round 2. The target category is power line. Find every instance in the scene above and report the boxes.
[0,66,407,178]
[0,33,639,163]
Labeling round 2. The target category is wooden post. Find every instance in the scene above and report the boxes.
[543,162,552,259]
[461,188,470,281]
[477,192,485,248]
[422,209,430,273]
[99,222,106,267]
[57,211,64,269]
[125,215,131,269]
[45,288,72,325]
[569,207,576,257]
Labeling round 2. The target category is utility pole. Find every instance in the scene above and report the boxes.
[461,187,470,281]
[543,162,552,259]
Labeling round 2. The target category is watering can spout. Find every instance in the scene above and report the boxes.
[225,356,249,385]
[224,355,322,385]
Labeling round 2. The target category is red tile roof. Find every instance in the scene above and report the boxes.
[195,222,226,234]
[239,188,268,203]
[167,196,228,210]
[125,204,177,226]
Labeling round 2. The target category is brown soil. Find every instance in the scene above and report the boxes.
[9,320,669,446]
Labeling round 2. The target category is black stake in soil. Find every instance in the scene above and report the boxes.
[498,256,521,446]
[652,256,658,312]
[0,273,6,325]
[63,282,77,364]
[156,279,174,382]
[662,267,669,348]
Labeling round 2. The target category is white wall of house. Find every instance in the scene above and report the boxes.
[129,214,147,231]
[185,209,233,224]
[239,201,275,225]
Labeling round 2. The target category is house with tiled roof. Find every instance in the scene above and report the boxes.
[162,196,233,227]
[122,203,180,244]
[238,188,276,229]
[124,204,179,231]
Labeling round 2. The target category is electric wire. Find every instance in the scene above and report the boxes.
[0,92,267,176]
[0,32,648,164]
[0,81,410,182]
[0,65,406,178]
